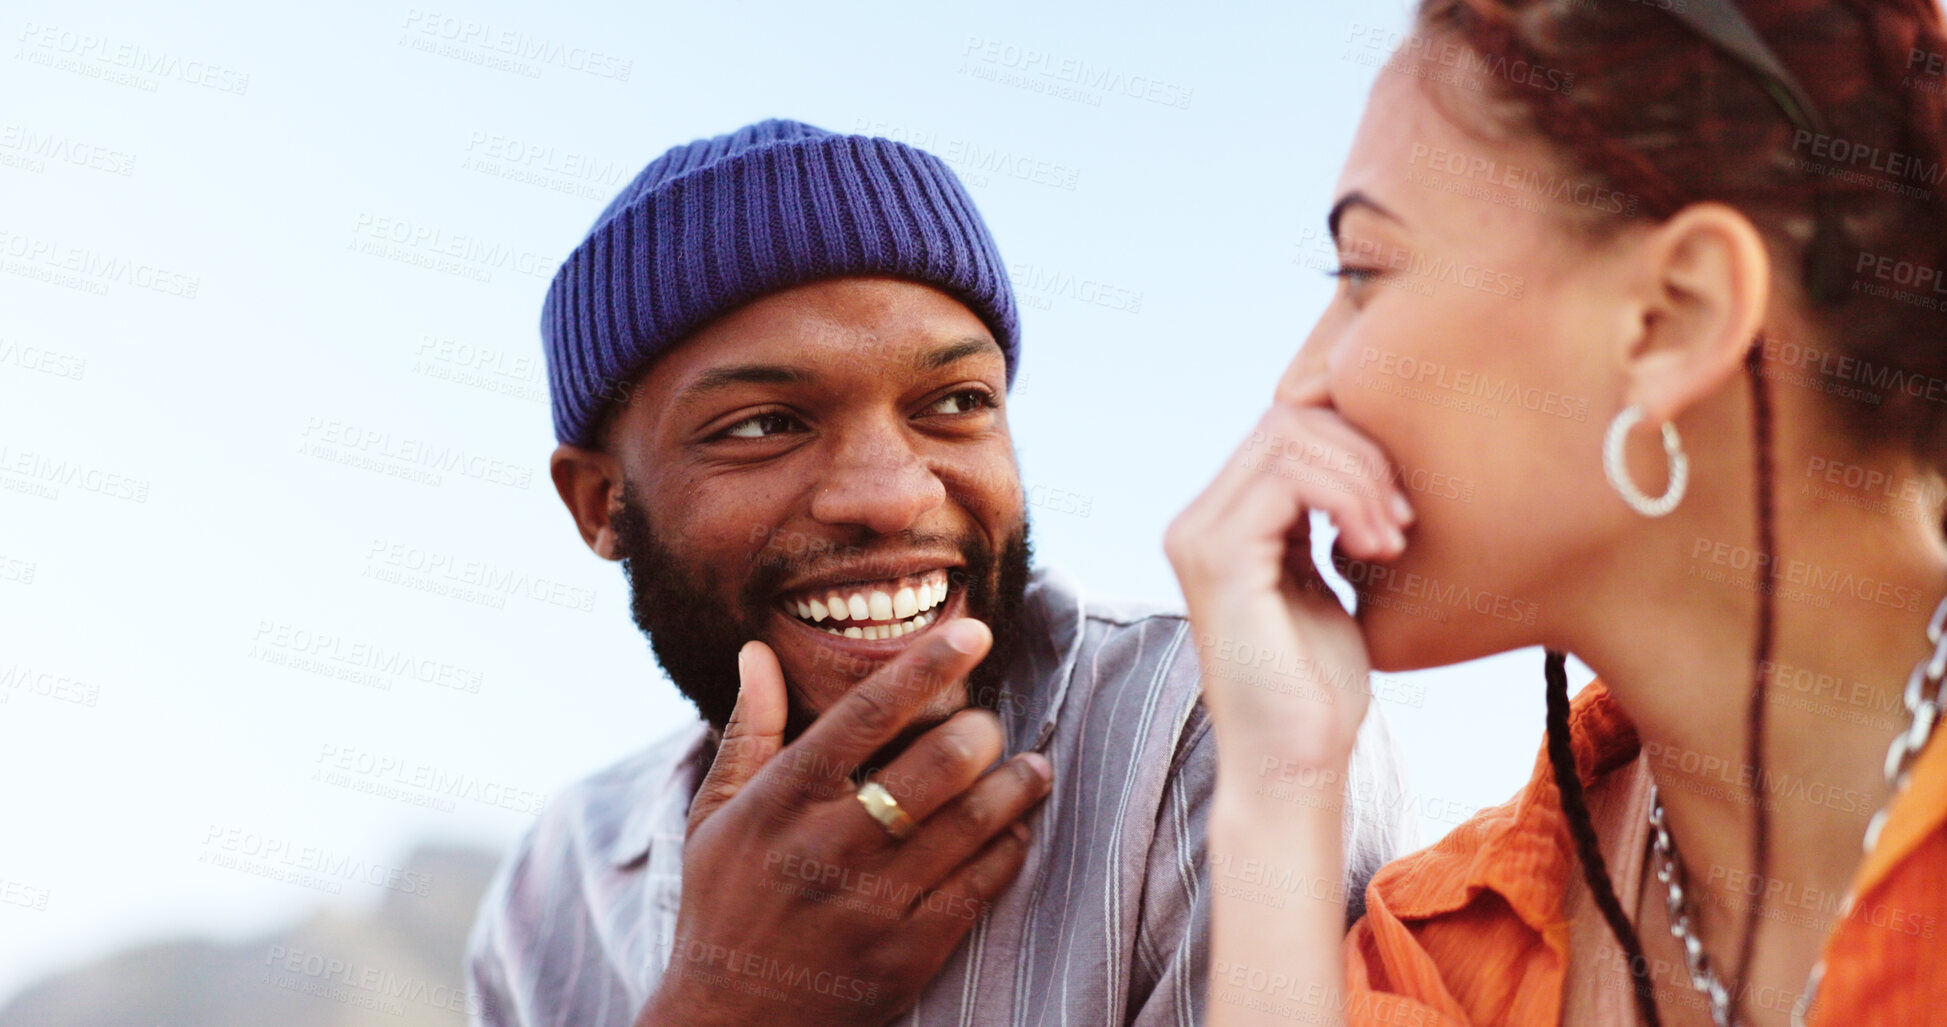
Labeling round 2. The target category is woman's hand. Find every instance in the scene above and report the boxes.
[1164,374,1415,770]
[1165,375,1415,1027]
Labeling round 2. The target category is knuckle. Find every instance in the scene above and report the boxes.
[844,686,899,738]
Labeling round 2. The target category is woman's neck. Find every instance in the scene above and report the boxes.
[1569,444,1947,1021]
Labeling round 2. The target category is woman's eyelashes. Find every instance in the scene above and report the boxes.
[1328,265,1382,303]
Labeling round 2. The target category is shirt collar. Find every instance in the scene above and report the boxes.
[1372,681,1639,936]
[603,566,1087,869]
[607,721,713,868]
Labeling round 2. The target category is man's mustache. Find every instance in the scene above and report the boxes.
[740,528,986,604]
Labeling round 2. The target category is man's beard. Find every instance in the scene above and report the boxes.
[611,484,1034,737]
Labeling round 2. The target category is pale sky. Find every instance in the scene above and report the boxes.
[0,0,1584,1005]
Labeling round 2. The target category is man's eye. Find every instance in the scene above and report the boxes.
[928,390,993,416]
[721,412,802,438]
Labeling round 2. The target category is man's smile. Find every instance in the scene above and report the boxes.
[769,566,967,654]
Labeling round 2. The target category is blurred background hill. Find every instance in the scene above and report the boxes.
[0,845,499,1027]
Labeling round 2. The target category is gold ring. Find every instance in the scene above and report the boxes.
[855,780,916,841]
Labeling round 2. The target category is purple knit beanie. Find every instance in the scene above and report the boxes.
[540,118,1020,447]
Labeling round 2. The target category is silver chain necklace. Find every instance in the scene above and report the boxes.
[1644,591,1947,1027]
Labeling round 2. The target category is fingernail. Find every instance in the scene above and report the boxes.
[1010,821,1031,844]
[1019,751,1053,783]
[736,644,748,673]
[1387,525,1407,551]
[944,619,987,655]
[1390,494,1415,524]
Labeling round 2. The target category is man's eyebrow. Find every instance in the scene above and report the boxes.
[1328,191,1403,244]
[922,337,1000,370]
[678,363,814,403]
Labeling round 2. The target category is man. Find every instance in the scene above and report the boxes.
[465,119,1413,1027]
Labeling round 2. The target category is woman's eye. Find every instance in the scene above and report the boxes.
[721,412,801,438]
[1329,266,1379,288]
[928,390,993,416]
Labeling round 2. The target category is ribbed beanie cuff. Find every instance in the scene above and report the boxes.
[542,119,1019,447]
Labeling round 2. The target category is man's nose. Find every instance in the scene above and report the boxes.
[808,430,947,535]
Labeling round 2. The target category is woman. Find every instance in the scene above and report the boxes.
[1168,1,1947,1024]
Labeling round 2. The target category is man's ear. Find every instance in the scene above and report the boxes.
[1621,202,1773,423]
[551,444,626,561]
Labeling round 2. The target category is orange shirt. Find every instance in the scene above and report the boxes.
[1342,682,1947,1026]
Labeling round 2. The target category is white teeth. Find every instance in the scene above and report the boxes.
[809,598,828,622]
[847,594,870,621]
[868,591,893,620]
[824,627,841,635]
[827,594,849,622]
[892,587,918,619]
[844,626,864,639]
[796,600,812,619]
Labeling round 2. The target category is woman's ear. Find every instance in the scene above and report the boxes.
[550,444,626,560]
[1621,202,1772,424]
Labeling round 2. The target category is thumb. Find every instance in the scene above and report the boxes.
[687,640,788,834]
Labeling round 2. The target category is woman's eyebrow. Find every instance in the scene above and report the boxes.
[1328,191,1404,244]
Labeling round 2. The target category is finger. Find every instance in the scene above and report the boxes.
[860,706,1005,824]
[1212,408,1408,560]
[903,820,1033,944]
[769,618,992,802]
[687,641,789,834]
[891,751,1052,890]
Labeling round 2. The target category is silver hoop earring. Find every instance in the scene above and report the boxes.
[1603,405,1688,517]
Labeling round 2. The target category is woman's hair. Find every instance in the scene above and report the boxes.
[1410,0,1947,1020]
[1415,0,1947,459]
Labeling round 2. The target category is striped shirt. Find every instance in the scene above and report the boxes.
[466,567,1415,1027]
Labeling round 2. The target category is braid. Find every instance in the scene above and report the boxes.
[1543,649,1662,1027]
[1729,343,1780,1017]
